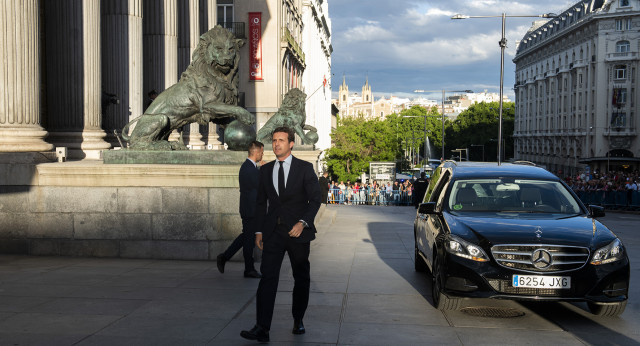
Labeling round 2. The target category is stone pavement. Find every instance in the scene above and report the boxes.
[0,205,638,345]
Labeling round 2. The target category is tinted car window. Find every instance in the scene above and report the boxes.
[447,178,583,214]
[428,170,450,204]
[423,167,442,203]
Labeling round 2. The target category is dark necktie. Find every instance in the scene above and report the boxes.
[278,161,285,196]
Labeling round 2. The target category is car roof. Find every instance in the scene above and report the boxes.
[441,161,559,180]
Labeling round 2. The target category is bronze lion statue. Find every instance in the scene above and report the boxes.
[122,25,255,150]
[256,88,318,145]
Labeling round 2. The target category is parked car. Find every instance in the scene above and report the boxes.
[414,161,629,316]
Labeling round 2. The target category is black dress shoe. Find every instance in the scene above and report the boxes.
[244,269,262,278]
[216,254,226,274]
[240,325,270,342]
[292,319,305,334]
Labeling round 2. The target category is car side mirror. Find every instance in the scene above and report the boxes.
[588,205,605,218]
[418,202,438,214]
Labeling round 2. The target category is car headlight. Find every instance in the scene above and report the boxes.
[445,235,489,262]
[591,238,625,265]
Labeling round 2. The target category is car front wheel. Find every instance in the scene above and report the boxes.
[431,254,461,311]
[587,301,627,317]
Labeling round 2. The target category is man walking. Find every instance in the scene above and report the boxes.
[217,141,264,278]
[240,127,321,343]
[318,171,330,204]
[412,172,429,208]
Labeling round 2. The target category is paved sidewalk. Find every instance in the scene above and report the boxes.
[0,206,638,345]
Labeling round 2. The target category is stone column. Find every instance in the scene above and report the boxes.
[178,0,205,149]
[0,0,53,152]
[44,0,111,159]
[143,0,178,108]
[200,0,224,150]
[101,0,144,147]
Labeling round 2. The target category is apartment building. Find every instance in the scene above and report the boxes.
[301,0,333,151]
[513,0,640,174]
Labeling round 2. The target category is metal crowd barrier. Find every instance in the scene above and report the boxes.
[574,190,640,211]
[326,188,413,206]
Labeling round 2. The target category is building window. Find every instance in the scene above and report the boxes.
[621,0,630,7]
[616,18,631,31]
[611,112,626,127]
[615,65,627,80]
[613,88,627,106]
[217,0,234,28]
[616,40,631,53]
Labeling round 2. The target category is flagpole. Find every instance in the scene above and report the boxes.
[306,76,330,100]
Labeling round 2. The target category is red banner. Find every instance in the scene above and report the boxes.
[249,12,263,81]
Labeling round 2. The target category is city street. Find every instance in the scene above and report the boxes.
[0,205,638,345]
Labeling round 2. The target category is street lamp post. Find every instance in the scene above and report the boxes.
[413,89,473,161]
[452,12,557,165]
[401,115,431,168]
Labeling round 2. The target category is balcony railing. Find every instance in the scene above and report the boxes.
[218,22,245,39]
[606,52,638,61]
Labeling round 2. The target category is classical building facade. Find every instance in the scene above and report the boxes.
[301,0,332,152]
[513,0,640,175]
[337,76,375,118]
[1,0,331,159]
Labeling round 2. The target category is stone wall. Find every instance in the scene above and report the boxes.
[0,158,242,260]
[0,149,322,260]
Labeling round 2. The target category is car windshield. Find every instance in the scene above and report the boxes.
[447,178,583,215]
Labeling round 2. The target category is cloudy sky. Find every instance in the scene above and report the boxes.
[329,0,578,101]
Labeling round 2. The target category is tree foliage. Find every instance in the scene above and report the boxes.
[445,101,515,161]
[323,102,515,182]
[324,114,396,182]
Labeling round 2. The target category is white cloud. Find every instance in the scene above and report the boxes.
[342,24,396,43]
[405,7,456,26]
[329,0,585,96]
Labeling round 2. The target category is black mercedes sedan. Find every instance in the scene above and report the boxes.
[414,161,630,316]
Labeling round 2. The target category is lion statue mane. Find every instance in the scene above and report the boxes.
[256,88,318,145]
[122,25,255,150]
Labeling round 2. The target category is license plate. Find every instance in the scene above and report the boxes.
[512,275,571,289]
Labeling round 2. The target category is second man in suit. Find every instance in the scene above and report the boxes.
[240,127,321,343]
[217,141,264,278]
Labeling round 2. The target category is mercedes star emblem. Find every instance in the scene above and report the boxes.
[535,227,543,239]
[531,249,553,269]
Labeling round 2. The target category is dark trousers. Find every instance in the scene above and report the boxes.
[222,218,256,272]
[320,189,329,204]
[256,225,310,330]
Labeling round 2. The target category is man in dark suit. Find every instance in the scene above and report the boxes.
[217,141,264,278]
[240,127,321,343]
[318,171,330,203]
[412,171,429,208]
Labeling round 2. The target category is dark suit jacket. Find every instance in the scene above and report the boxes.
[318,175,330,193]
[255,155,321,242]
[239,159,260,220]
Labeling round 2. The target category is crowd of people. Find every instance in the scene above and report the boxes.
[325,180,413,205]
[318,172,430,207]
[565,170,639,192]
[565,170,639,207]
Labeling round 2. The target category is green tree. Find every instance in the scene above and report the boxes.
[324,114,397,182]
[446,101,515,161]
[388,106,443,167]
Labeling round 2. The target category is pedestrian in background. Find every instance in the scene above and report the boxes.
[217,141,264,278]
[413,172,429,208]
[318,171,330,204]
